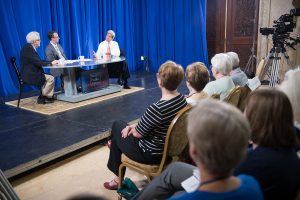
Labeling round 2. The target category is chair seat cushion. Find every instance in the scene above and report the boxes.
[121,154,160,174]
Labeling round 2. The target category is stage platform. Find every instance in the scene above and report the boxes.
[0,73,188,178]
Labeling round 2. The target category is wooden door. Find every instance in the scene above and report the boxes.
[206,0,259,70]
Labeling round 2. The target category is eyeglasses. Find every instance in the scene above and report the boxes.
[36,39,41,41]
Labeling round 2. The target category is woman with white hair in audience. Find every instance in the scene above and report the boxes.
[227,52,248,86]
[279,68,300,153]
[203,53,235,100]
[133,99,263,200]
[279,68,300,129]
[185,62,210,106]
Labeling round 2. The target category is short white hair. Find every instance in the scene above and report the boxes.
[279,68,300,125]
[26,31,40,44]
[211,53,233,76]
[107,30,115,39]
[187,99,250,176]
[226,52,240,69]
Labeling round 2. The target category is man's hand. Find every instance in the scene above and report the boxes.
[52,60,59,65]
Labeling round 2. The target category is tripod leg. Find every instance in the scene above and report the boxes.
[259,53,273,81]
[269,52,280,87]
[282,51,292,70]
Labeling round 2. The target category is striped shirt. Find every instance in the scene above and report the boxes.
[136,94,187,156]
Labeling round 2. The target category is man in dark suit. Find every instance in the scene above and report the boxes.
[45,31,67,91]
[20,31,59,104]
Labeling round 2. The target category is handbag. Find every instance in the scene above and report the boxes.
[117,177,139,200]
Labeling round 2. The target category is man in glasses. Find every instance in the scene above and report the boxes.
[20,31,59,104]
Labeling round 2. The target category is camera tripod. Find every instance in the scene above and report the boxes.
[259,46,292,87]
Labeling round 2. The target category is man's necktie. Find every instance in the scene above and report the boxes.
[106,42,111,59]
[54,45,64,59]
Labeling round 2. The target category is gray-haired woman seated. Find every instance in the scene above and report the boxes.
[227,52,248,86]
[185,62,210,106]
[133,99,263,200]
[203,53,235,100]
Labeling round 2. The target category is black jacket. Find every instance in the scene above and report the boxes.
[20,43,52,86]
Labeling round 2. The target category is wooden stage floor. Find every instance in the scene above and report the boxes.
[0,73,188,178]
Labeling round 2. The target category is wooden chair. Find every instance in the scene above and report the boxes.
[118,105,192,190]
[237,86,251,112]
[211,93,220,100]
[223,86,242,107]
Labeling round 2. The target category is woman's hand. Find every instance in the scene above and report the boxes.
[121,125,132,138]
[121,124,142,138]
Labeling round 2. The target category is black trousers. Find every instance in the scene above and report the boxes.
[107,120,162,176]
[107,61,130,82]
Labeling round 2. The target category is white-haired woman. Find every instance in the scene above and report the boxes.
[227,52,248,86]
[279,68,300,129]
[203,53,235,100]
[20,31,59,104]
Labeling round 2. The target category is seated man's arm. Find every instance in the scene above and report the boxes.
[111,41,120,57]
[25,48,52,67]
[45,46,55,62]
[95,43,104,59]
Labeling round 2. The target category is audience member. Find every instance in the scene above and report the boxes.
[235,89,300,200]
[133,89,300,200]
[185,62,209,106]
[279,68,300,129]
[227,52,248,86]
[203,53,235,100]
[20,31,59,104]
[103,61,187,190]
[134,100,263,200]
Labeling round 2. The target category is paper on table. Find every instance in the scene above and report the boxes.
[76,58,92,62]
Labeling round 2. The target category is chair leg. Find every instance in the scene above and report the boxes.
[118,163,126,200]
[17,84,23,108]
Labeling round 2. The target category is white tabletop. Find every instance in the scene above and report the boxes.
[43,56,125,69]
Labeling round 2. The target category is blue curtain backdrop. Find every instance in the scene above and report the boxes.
[0,0,208,97]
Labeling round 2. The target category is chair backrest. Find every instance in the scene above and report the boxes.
[157,105,192,172]
[223,86,242,106]
[211,93,220,100]
[237,86,251,111]
[10,57,22,84]
[120,48,126,57]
